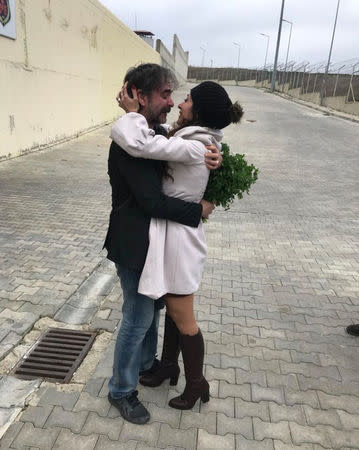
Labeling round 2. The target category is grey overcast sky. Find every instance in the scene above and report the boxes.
[98,0,359,70]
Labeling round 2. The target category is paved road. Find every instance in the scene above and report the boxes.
[1,84,359,449]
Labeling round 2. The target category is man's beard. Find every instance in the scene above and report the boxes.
[147,106,171,125]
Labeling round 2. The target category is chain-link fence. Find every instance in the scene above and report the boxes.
[188,59,359,115]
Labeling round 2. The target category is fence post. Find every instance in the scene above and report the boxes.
[346,63,358,103]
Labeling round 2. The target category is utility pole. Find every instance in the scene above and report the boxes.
[271,0,286,92]
[200,46,206,67]
[233,42,240,84]
[320,0,341,106]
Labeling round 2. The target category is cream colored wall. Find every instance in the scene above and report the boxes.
[0,0,160,160]
[156,36,189,86]
[172,34,188,84]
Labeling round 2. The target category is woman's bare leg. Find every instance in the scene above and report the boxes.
[165,294,198,336]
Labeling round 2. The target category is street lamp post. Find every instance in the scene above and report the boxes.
[320,0,341,105]
[259,33,270,86]
[271,0,286,92]
[282,19,293,90]
[200,46,206,68]
[233,42,241,84]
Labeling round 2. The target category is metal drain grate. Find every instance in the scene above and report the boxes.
[12,328,96,383]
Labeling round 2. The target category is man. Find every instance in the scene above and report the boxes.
[103,63,218,424]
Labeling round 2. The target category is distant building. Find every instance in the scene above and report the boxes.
[134,30,154,48]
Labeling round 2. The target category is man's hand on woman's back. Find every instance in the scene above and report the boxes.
[200,199,215,219]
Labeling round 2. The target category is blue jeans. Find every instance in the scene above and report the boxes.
[108,264,164,399]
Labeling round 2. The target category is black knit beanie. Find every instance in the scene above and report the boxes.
[190,81,233,129]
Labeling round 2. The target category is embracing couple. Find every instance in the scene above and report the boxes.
[103,63,243,424]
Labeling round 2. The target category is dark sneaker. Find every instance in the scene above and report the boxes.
[108,391,150,424]
[346,324,359,336]
[139,358,160,377]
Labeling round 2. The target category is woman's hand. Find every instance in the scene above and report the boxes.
[116,82,140,113]
[205,145,223,170]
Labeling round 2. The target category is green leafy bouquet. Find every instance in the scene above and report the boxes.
[203,143,259,210]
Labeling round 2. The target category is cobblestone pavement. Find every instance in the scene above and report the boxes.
[1,84,359,449]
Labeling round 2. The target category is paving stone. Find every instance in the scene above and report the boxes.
[262,348,292,362]
[290,350,321,365]
[221,354,250,370]
[204,353,221,368]
[260,328,286,339]
[266,372,299,390]
[158,423,197,450]
[235,368,267,387]
[289,422,331,448]
[180,410,216,434]
[234,343,263,359]
[336,409,359,429]
[253,418,291,443]
[274,441,314,450]
[222,315,247,326]
[10,422,60,449]
[269,403,306,425]
[19,404,53,427]
[217,413,253,438]
[247,335,275,349]
[303,405,341,428]
[221,332,248,347]
[53,428,98,449]
[207,342,235,356]
[147,403,181,428]
[298,374,359,397]
[285,389,320,409]
[251,357,280,373]
[235,398,270,421]
[0,407,21,441]
[197,429,235,450]
[81,411,123,440]
[219,381,251,401]
[252,385,284,404]
[236,435,275,450]
[84,378,106,397]
[119,421,160,446]
[138,384,169,408]
[91,318,118,332]
[72,392,111,417]
[325,425,359,449]
[280,361,341,381]
[45,405,88,433]
[205,366,236,384]
[200,396,235,417]
[233,324,259,337]
[0,421,23,448]
[38,387,80,410]
[317,391,359,414]
[94,435,137,450]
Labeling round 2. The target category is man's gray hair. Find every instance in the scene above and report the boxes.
[124,64,178,96]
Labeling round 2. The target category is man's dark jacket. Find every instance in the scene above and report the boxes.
[103,127,202,271]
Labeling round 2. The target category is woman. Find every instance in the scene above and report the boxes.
[111,81,243,409]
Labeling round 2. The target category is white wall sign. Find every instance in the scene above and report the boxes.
[0,0,16,40]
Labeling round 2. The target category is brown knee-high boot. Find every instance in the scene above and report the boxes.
[140,313,180,387]
[168,329,209,410]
